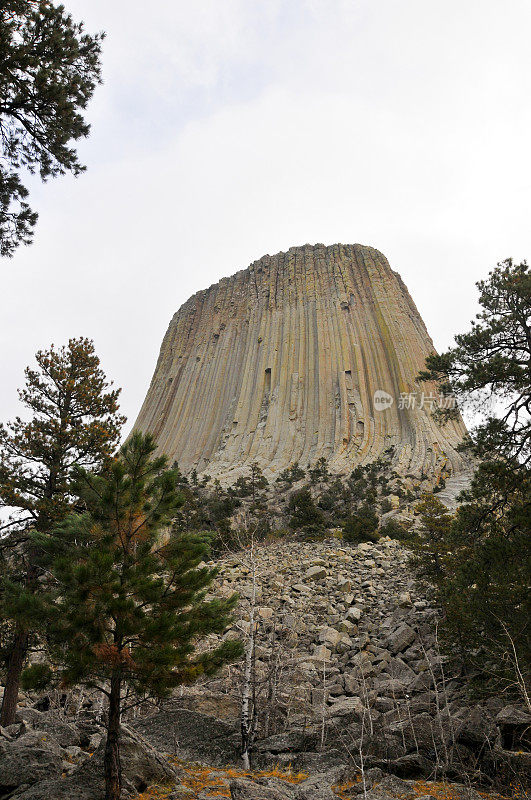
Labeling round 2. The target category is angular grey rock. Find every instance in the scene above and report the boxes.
[304,566,327,581]
[386,624,416,654]
[495,705,531,726]
[11,724,176,800]
[0,738,63,796]
[294,767,345,800]
[346,607,362,622]
[133,705,240,766]
[18,708,81,748]
[318,627,342,648]
[374,775,415,798]
[230,777,295,799]
[495,705,531,750]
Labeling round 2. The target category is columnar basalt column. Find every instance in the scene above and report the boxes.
[134,244,467,482]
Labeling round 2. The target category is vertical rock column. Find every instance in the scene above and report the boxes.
[133,243,467,481]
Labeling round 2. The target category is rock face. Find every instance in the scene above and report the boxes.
[134,243,466,480]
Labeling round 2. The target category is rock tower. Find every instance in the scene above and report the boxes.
[134,244,467,481]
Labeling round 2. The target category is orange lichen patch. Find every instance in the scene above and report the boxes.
[135,773,521,800]
[135,786,176,800]
[410,781,511,800]
[332,777,516,800]
[253,765,309,784]
[333,774,362,798]
[135,759,309,799]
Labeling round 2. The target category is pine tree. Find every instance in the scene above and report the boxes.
[343,504,379,544]
[0,1,104,256]
[418,258,531,701]
[0,337,125,725]
[249,462,268,504]
[309,456,329,484]
[441,465,529,698]
[288,487,325,535]
[275,462,305,486]
[410,494,454,581]
[38,432,241,800]
[419,258,530,469]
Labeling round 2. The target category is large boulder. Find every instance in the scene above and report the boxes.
[294,769,344,800]
[386,624,416,655]
[495,705,531,750]
[0,733,63,798]
[11,725,176,800]
[454,706,497,750]
[133,704,240,765]
[230,778,295,799]
[18,709,81,748]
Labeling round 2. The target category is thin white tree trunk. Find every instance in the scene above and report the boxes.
[75,690,85,718]
[320,658,327,751]
[241,544,256,770]
[96,687,106,723]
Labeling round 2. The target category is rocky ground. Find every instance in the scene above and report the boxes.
[1,704,529,799]
[1,536,529,799]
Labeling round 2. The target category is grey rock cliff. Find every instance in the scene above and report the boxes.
[134,244,467,480]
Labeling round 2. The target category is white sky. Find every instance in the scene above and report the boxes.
[2,0,530,432]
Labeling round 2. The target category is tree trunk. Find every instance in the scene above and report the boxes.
[241,553,256,770]
[0,628,29,727]
[241,631,253,770]
[104,670,122,800]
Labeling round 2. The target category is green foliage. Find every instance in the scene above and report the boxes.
[0,337,125,533]
[380,497,393,513]
[276,462,306,486]
[379,518,409,541]
[39,431,242,694]
[0,1,104,256]
[444,463,529,695]
[410,473,530,700]
[288,487,325,534]
[343,504,379,544]
[206,494,240,533]
[0,338,125,724]
[409,494,454,581]
[234,463,268,500]
[20,663,53,692]
[419,258,530,466]
[317,493,334,511]
[346,456,391,507]
[309,457,329,484]
[418,259,531,701]
[36,432,241,798]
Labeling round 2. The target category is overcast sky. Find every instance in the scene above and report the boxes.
[2,0,530,432]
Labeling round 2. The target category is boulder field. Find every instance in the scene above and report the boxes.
[3,537,528,799]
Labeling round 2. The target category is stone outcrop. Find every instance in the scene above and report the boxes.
[134,243,467,481]
[132,537,530,788]
[0,718,176,799]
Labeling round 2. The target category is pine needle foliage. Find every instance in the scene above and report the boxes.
[0,1,104,255]
[38,431,242,800]
[419,258,530,467]
[0,337,125,726]
[418,259,530,702]
[0,337,125,534]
